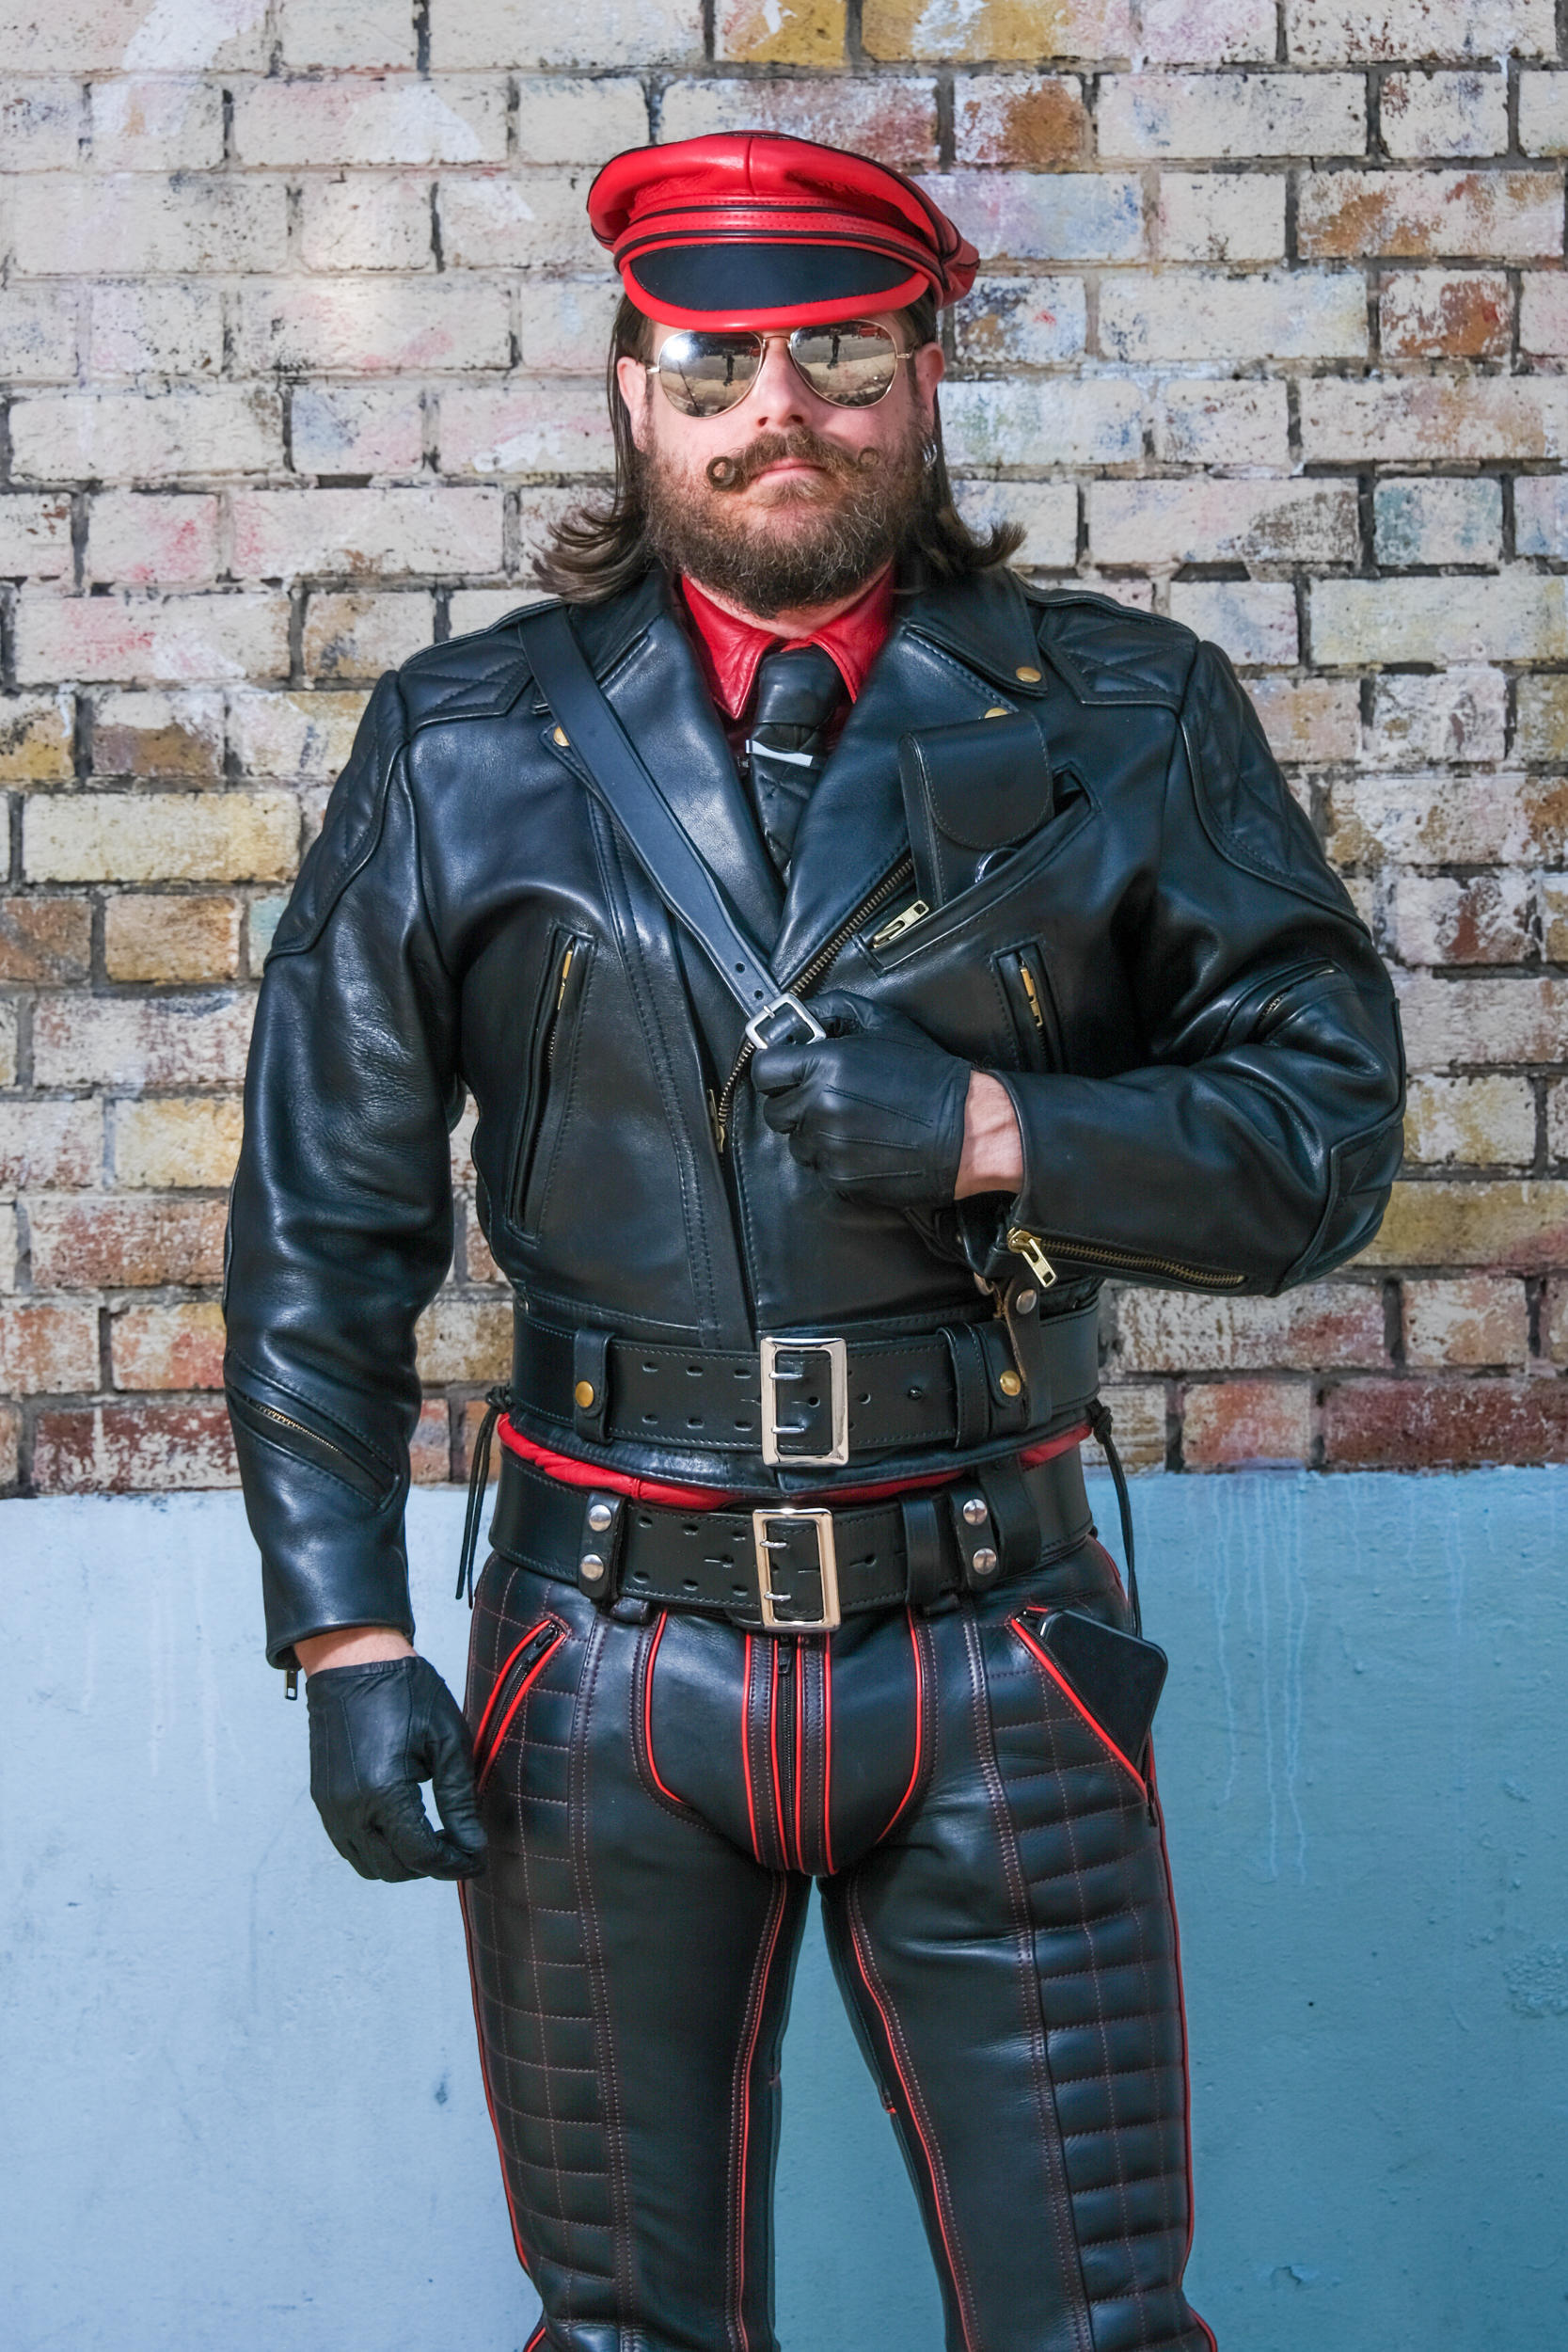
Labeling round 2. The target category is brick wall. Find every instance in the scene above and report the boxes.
[2,0,1566,1492]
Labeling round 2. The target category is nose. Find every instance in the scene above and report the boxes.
[745,334,816,431]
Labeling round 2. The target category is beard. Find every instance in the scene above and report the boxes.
[637,417,929,618]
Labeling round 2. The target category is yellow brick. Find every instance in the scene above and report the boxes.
[717,0,845,64]
[864,0,1129,58]
[25,791,298,884]
[1541,875,1568,961]
[0,692,73,784]
[1403,1074,1537,1167]
[104,896,242,982]
[1355,1180,1568,1271]
[414,1295,510,1386]
[114,1098,244,1190]
[1084,1380,1166,1471]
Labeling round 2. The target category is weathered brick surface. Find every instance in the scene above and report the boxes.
[2,7,1565,1489]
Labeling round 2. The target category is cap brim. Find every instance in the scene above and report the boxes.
[621,240,932,331]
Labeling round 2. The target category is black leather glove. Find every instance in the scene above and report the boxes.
[751,989,972,1210]
[307,1653,488,1883]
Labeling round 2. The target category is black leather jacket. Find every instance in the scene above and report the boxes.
[226,565,1402,1665]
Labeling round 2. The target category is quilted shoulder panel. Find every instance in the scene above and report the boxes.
[1030,588,1199,707]
[399,599,552,733]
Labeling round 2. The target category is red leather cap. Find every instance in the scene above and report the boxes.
[587,133,977,331]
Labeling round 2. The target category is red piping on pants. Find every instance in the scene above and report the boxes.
[732,1878,788,2352]
[475,1634,565,1794]
[1149,1743,1219,2352]
[459,1876,534,2278]
[641,1612,684,1806]
[741,1634,761,1865]
[793,1648,805,1875]
[1009,1616,1147,1791]
[472,1621,551,1756]
[821,1641,834,1878]
[768,1643,787,1869]
[877,1612,925,1843]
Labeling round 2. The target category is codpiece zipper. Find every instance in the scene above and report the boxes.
[709,852,915,1152]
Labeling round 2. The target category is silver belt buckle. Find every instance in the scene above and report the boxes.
[744,993,827,1053]
[758,1334,849,1468]
[753,1508,841,1633]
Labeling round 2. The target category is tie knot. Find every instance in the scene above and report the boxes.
[752,643,846,734]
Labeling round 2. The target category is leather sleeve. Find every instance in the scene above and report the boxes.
[224,675,462,1667]
[995,640,1404,1295]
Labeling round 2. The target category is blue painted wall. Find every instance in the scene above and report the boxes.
[4,1472,1565,2350]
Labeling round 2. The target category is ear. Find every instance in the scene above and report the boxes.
[615,354,654,452]
[911,337,944,430]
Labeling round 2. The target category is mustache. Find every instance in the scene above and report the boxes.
[704,428,884,494]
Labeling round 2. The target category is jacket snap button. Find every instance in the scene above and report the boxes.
[587,1501,613,1532]
[961,1496,988,1525]
[574,1379,595,1408]
[1015,1288,1037,1315]
[999,1369,1022,1397]
[1015,665,1041,683]
[553,725,569,746]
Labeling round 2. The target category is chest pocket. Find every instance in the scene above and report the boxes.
[508,927,595,1235]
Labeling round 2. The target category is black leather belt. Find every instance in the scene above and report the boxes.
[487,1438,1094,1632]
[511,1295,1101,1465]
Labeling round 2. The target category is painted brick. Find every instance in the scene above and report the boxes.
[1542,875,1568,961]
[90,281,225,380]
[1298,170,1562,262]
[14,593,292,688]
[111,1301,228,1391]
[1329,773,1568,869]
[1099,70,1365,158]
[1520,272,1568,355]
[1141,0,1275,60]
[1519,71,1568,156]
[1379,270,1511,358]
[291,386,426,477]
[92,690,225,781]
[921,171,1144,263]
[114,1098,245,1190]
[27,1195,229,1289]
[12,173,289,278]
[952,276,1088,367]
[1091,479,1358,569]
[1381,71,1508,160]
[232,75,506,167]
[1515,476,1568,559]
[1167,581,1298,666]
[1387,871,1532,965]
[229,689,371,781]
[516,278,623,373]
[1118,1282,1386,1373]
[410,1398,454,1485]
[1314,576,1568,668]
[231,486,502,580]
[1,76,82,169]
[0,694,73,785]
[430,0,704,70]
[1182,1379,1312,1466]
[439,380,617,474]
[11,387,283,484]
[414,1296,512,1385]
[236,278,511,374]
[1362,670,1505,769]
[301,174,436,274]
[9,0,269,72]
[1398,975,1568,1070]
[248,897,288,967]
[953,74,1089,167]
[941,379,1144,469]
[1356,1181,1568,1271]
[32,995,254,1090]
[1372,477,1502,567]
[32,1404,240,1492]
[0,1303,101,1395]
[662,73,938,169]
[278,0,419,70]
[0,898,91,984]
[1154,378,1289,467]
[1403,1277,1528,1370]
[862,0,1132,59]
[1249,677,1359,764]
[952,481,1078,568]
[1084,1382,1167,1472]
[89,494,222,587]
[717,0,846,65]
[0,285,79,382]
[1517,677,1568,764]
[1323,1379,1568,1470]
[515,77,652,167]
[0,1009,16,1089]
[25,790,298,886]
[1404,1074,1537,1167]
[104,896,243,983]
[302,593,434,680]
[1287,1,1557,66]
[1155,173,1286,264]
[1100,271,1366,362]
[0,1101,102,1189]
[436,172,603,273]
[88,76,226,170]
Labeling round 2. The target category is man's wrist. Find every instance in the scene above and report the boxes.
[955,1070,1025,1200]
[295,1626,416,1677]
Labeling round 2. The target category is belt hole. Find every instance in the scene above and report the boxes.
[641,1360,657,1373]
[734,1418,751,1431]
[907,1385,925,1399]
[641,1411,658,1423]
[858,1391,871,1404]
[686,1364,703,1377]
[687,1414,704,1427]
[637,1514,653,1529]
[682,1577,698,1591]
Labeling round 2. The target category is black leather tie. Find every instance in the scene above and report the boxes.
[746,644,846,875]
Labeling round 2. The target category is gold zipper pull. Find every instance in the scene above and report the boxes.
[870,899,929,949]
[1006,1227,1058,1288]
[707,1089,726,1155]
[555,946,574,1009]
[1018,962,1045,1031]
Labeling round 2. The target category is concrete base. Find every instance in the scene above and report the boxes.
[4,1472,1565,2349]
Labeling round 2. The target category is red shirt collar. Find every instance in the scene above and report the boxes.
[680,567,895,721]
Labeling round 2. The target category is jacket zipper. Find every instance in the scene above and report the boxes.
[710,853,915,1152]
[1009,1224,1243,1290]
[227,1391,391,1501]
[1254,960,1338,1031]
[513,931,591,1226]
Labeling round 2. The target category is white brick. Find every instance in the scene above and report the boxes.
[9,0,270,72]
[1155,174,1285,263]
[1312,576,1568,667]
[301,174,436,272]
[1521,272,1568,355]
[231,486,503,578]
[1519,72,1568,156]
[1405,1074,1536,1165]
[1298,377,1568,463]
[1168,580,1299,665]
[952,276,1088,367]
[278,0,419,69]
[517,278,623,373]
[515,486,603,576]
[232,75,507,167]
[229,689,372,781]
[89,492,223,586]
[90,281,224,380]
[11,388,283,483]
[290,385,426,476]
[437,172,605,272]
[1363,671,1507,768]
[515,75,651,165]
[1099,71,1366,158]
[1091,479,1357,569]
[953,481,1078,569]
[1141,0,1275,61]
[1516,477,1568,560]
[24,791,299,884]
[302,591,434,679]
[1381,70,1508,159]
[941,380,1144,469]
[236,278,510,374]
[0,495,72,580]
[32,995,255,1090]
[431,0,704,70]
[1,77,82,168]
[88,77,225,170]
[91,687,225,779]
[14,592,291,687]
[1330,772,1565,868]
[448,589,529,638]
[1287,0,1556,64]
[1101,270,1366,362]
[0,285,79,382]
[1389,870,1532,965]
[1373,477,1502,566]
[11,174,287,276]
[1154,376,1289,466]
[920,171,1145,263]
[439,379,615,474]
[660,75,937,170]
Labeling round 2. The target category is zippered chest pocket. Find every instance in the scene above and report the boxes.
[508,928,594,1234]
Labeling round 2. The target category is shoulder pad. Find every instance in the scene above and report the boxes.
[398,599,556,733]
[267,672,407,961]
[1030,590,1198,708]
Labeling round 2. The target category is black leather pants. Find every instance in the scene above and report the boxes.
[461,1525,1215,2352]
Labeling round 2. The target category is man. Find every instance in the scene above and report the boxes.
[227,135,1402,2352]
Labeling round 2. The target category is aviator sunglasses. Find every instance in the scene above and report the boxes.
[645,321,915,419]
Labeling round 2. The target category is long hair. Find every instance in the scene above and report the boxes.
[535,293,1023,603]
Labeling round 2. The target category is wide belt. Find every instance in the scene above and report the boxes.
[511,1295,1101,1466]
[487,1438,1095,1632]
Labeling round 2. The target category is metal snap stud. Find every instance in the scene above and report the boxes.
[574,1379,595,1409]
[999,1369,1023,1398]
[579,1552,606,1582]
[1015,665,1041,682]
[962,1496,988,1525]
[1015,1288,1037,1315]
[971,1547,998,1576]
[587,1501,613,1533]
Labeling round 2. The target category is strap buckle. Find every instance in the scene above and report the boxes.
[752,1508,842,1633]
[744,993,826,1054]
[758,1334,849,1468]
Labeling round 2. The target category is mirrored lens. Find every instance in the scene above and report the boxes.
[655,331,764,418]
[788,323,900,407]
